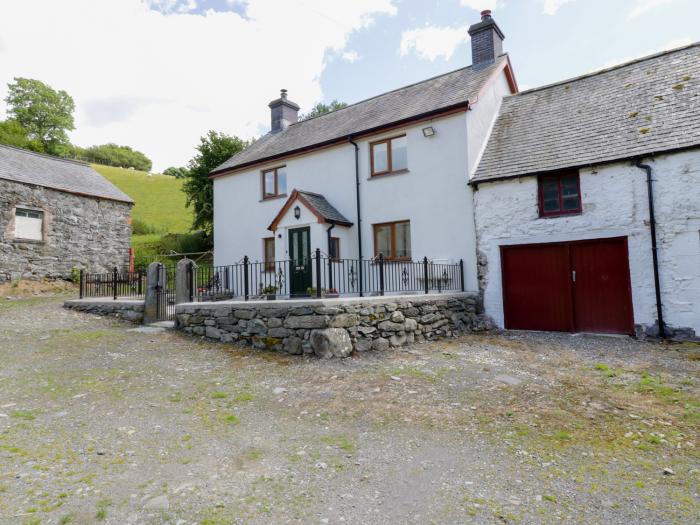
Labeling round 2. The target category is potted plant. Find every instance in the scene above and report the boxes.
[262,285,278,300]
[325,287,339,298]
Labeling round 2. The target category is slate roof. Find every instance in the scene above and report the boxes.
[213,56,510,175]
[268,190,352,231]
[473,43,700,183]
[0,145,133,203]
[297,191,352,226]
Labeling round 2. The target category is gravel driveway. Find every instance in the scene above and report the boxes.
[0,297,698,524]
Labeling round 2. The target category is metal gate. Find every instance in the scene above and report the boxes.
[155,263,176,322]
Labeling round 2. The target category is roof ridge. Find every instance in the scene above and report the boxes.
[288,57,505,128]
[0,143,89,167]
[514,42,699,97]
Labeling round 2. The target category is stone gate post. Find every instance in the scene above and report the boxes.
[143,262,164,324]
[175,258,194,305]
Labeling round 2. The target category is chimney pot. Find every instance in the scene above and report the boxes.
[481,9,492,19]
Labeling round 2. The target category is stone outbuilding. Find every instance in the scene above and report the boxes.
[0,144,133,281]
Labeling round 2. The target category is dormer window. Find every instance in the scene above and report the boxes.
[262,166,287,199]
[370,135,407,176]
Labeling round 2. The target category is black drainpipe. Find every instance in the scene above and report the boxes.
[634,159,665,339]
[326,223,335,289]
[349,137,363,296]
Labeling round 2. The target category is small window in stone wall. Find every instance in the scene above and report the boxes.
[14,208,44,241]
[538,170,582,217]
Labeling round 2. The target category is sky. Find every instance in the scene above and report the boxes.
[0,0,698,171]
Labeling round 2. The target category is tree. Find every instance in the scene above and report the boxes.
[76,143,152,171]
[0,119,42,151]
[300,99,348,120]
[4,78,75,155]
[182,131,248,234]
[163,166,189,178]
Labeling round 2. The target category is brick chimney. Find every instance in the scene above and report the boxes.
[268,89,300,133]
[468,10,505,69]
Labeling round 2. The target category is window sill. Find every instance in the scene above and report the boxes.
[538,211,582,219]
[368,169,410,180]
[260,194,287,202]
[10,238,45,245]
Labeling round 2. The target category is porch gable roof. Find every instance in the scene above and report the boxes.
[268,190,353,231]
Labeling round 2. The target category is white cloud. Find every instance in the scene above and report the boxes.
[400,25,469,62]
[628,0,673,19]
[541,0,575,15]
[459,0,497,10]
[341,50,361,63]
[0,0,396,170]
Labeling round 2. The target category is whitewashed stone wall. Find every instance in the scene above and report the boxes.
[474,149,700,339]
[0,180,132,281]
[175,293,492,358]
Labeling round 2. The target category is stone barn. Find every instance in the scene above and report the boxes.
[0,144,133,281]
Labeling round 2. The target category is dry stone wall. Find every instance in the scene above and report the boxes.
[64,299,144,323]
[175,293,493,358]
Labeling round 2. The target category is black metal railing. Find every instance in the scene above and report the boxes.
[79,268,145,299]
[188,250,464,302]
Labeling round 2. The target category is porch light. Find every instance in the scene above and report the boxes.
[422,126,436,137]
[294,205,301,219]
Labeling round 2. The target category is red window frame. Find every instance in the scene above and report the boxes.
[263,237,275,272]
[538,170,582,218]
[329,237,340,261]
[373,220,411,261]
[261,166,287,200]
[370,134,407,177]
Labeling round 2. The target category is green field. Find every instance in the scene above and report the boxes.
[93,164,193,234]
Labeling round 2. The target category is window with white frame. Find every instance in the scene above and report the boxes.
[14,208,44,241]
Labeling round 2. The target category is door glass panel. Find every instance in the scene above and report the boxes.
[372,142,388,173]
[395,222,411,259]
[291,232,299,262]
[541,177,560,212]
[264,170,275,197]
[391,136,407,171]
[375,225,392,258]
[301,229,308,262]
[276,167,287,195]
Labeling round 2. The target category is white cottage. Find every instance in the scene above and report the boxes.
[210,11,516,298]
[211,10,699,339]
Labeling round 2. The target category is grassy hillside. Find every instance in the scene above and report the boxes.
[93,164,192,234]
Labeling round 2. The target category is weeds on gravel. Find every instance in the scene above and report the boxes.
[320,435,355,453]
[95,498,112,520]
[10,410,35,421]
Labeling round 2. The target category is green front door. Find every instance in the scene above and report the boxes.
[289,227,311,296]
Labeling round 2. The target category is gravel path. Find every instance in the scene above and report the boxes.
[0,297,698,524]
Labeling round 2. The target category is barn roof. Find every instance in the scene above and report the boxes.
[0,145,133,203]
[472,43,700,183]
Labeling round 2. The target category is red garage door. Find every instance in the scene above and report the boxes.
[501,237,634,335]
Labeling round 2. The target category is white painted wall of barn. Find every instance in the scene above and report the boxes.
[212,69,512,294]
[474,149,700,337]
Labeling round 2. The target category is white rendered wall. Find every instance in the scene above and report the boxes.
[474,149,700,336]
[213,70,513,294]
